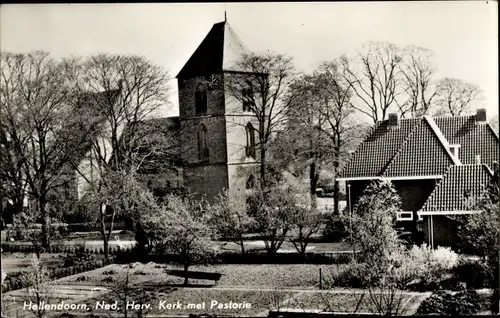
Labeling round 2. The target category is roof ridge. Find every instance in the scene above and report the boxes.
[338,123,379,178]
[381,118,424,176]
[431,114,475,120]
[423,116,462,165]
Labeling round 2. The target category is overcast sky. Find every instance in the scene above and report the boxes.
[1,2,498,119]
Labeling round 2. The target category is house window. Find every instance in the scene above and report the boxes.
[245,122,256,159]
[198,124,209,161]
[195,83,207,115]
[396,211,413,221]
[242,81,254,112]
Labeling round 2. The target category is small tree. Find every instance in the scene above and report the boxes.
[347,180,401,267]
[141,194,214,285]
[209,189,254,256]
[247,181,301,257]
[21,257,52,318]
[290,207,322,259]
[80,171,157,261]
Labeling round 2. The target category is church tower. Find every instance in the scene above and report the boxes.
[176,20,261,202]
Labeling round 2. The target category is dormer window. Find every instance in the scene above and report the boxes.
[195,83,207,115]
[242,81,254,112]
[449,144,460,158]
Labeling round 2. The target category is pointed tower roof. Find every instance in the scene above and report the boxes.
[176,21,250,79]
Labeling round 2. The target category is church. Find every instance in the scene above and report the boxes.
[76,19,262,203]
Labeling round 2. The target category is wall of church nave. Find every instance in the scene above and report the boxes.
[183,165,228,203]
[137,168,183,197]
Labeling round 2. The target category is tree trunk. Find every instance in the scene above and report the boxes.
[183,262,189,286]
[310,162,318,210]
[39,196,50,249]
[260,145,266,186]
[103,237,109,261]
[240,237,246,256]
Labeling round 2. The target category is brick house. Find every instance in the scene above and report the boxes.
[338,110,498,248]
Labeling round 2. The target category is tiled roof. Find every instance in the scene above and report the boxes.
[382,118,456,177]
[341,114,499,179]
[340,118,420,178]
[420,164,493,212]
[176,21,250,79]
[434,116,499,168]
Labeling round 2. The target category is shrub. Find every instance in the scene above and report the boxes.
[75,276,88,282]
[102,269,116,276]
[453,258,491,289]
[326,262,375,288]
[63,245,99,267]
[322,214,348,242]
[417,289,481,315]
[391,245,458,290]
[102,276,114,283]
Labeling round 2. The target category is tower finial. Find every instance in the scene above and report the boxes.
[224,10,227,22]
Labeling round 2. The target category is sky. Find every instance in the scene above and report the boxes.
[1,2,498,119]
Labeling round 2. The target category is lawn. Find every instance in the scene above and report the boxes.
[58,262,343,289]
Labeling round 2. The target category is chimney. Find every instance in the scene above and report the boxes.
[476,108,487,123]
[475,154,481,164]
[388,113,400,128]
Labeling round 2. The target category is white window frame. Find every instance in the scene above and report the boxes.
[396,211,413,221]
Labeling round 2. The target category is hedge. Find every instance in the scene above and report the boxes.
[1,258,113,293]
[1,243,132,255]
[113,248,354,265]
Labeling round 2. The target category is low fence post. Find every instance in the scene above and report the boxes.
[319,267,322,290]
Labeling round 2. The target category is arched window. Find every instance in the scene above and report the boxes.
[195,84,207,115]
[245,122,256,159]
[242,80,254,112]
[198,124,209,161]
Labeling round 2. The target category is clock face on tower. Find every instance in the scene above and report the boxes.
[208,73,222,90]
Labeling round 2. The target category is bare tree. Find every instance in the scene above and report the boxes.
[71,54,174,260]
[225,52,297,185]
[247,181,301,257]
[80,170,159,260]
[433,77,483,116]
[283,61,367,214]
[289,205,323,259]
[340,42,404,123]
[398,46,438,117]
[0,51,88,248]
[209,188,255,256]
